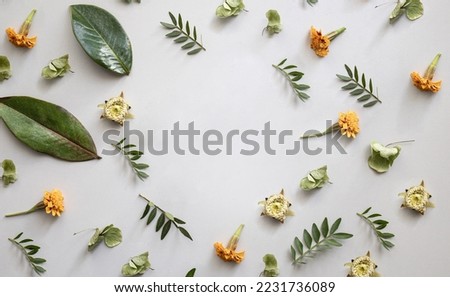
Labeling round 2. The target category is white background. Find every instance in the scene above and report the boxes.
[1,0,449,277]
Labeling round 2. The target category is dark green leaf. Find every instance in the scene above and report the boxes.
[30,257,46,264]
[330,218,341,234]
[34,266,46,274]
[311,224,320,243]
[362,73,366,88]
[27,249,39,256]
[378,232,395,239]
[350,88,364,96]
[290,246,296,260]
[187,48,202,55]
[13,232,23,240]
[325,238,342,247]
[166,30,182,38]
[354,66,359,82]
[178,227,193,240]
[345,64,353,78]
[174,36,189,43]
[294,237,303,255]
[156,213,165,232]
[70,5,133,75]
[376,224,387,230]
[19,239,33,244]
[161,221,172,240]
[178,14,183,30]
[336,74,352,82]
[116,137,126,146]
[147,207,158,225]
[283,65,296,70]
[123,144,136,149]
[181,42,196,49]
[361,207,371,215]
[174,217,186,224]
[297,92,310,100]
[373,220,388,225]
[0,96,99,161]
[130,155,141,161]
[277,58,287,66]
[342,83,357,90]
[186,21,190,35]
[25,245,40,250]
[137,171,149,180]
[140,204,150,219]
[169,12,177,25]
[320,218,329,237]
[160,22,176,29]
[357,94,372,102]
[367,213,382,218]
[294,84,310,90]
[382,241,395,249]
[185,268,196,277]
[332,232,353,239]
[363,101,377,108]
[369,79,373,93]
[193,27,197,40]
[133,163,150,170]
[289,71,303,77]
[303,230,312,249]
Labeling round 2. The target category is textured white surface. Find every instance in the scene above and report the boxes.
[1,0,449,277]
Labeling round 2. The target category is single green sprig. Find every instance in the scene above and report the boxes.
[357,207,395,250]
[74,224,123,251]
[8,232,46,275]
[139,194,193,241]
[112,137,149,181]
[337,64,381,107]
[161,12,206,55]
[291,218,353,265]
[273,58,310,102]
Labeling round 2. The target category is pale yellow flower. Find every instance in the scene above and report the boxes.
[345,251,380,277]
[338,111,360,138]
[399,180,434,215]
[43,189,65,217]
[259,189,294,223]
[98,92,133,125]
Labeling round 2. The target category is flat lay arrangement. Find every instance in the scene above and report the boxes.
[1,0,449,277]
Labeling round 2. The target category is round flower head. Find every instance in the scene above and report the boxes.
[259,189,294,223]
[98,92,133,125]
[43,189,64,217]
[399,180,433,215]
[310,26,345,57]
[214,224,245,263]
[411,53,442,93]
[5,10,37,48]
[338,111,360,138]
[345,251,379,277]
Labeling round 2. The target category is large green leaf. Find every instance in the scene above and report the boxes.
[70,4,133,75]
[0,96,100,161]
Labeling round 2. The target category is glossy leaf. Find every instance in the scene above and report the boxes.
[70,5,133,75]
[0,96,99,161]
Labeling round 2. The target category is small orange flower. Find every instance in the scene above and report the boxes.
[214,224,245,263]
[338,111,360,138]
[410,54,442,93]
[6,9,37,48]
[310,26,345,57]
[43,189,65,217]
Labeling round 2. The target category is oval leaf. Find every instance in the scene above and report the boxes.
[161,221,172,240]
[0,96,99,161]
[70,5,133,75]
[104,227,123,248]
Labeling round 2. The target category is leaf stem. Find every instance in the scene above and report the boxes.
[385,139,415,147]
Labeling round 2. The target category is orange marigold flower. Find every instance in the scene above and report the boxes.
[214,224,245,263]
[410,54,442,93]
[310,26,345,57]
[338,111,360,138]
[43,189,65,217]
[6,9,37,48]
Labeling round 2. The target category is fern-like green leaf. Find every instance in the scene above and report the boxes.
[273,58,311,102]
[357,207,395,250]
[161,12,206,55]
[290,218,353,265]
[112,138,149,181]
[139,194,193,241]
[336,64,381,107]
[8,232,47,276]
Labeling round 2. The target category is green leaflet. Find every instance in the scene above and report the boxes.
[264,10,282,34]
[70,5,133,75]
[1,159,17,186]
[368,141,401,173]
[122,252,151,276]
[185,268,196,277]
[85,225,123,251]
[306,0,318,6]
[261,254,279,277]
[41,54,71,79]
[124,0,141,3]
[0,56,12,81]
[0,96,99,161]
[390,0,424,23]
[216,0,245,18]
[300,165,330,191]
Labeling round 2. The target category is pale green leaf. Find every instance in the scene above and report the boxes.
[104,226,123,248]
[0,55,12,81]
[405,0,424,21]
[1,159,17,186]
[88,229,102,251]
[261,254,279,277]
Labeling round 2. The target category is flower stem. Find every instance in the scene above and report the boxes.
[326,27,346,41]
[386,140,415,147]
[19,9,37,35]
[300,123,338,139]
[5,201,44,218]
[424,53,441,80]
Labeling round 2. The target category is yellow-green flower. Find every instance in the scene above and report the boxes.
[345,251,380,277]
[259,189,294,223]
[399,180,434,215]
[98,92,133,125]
